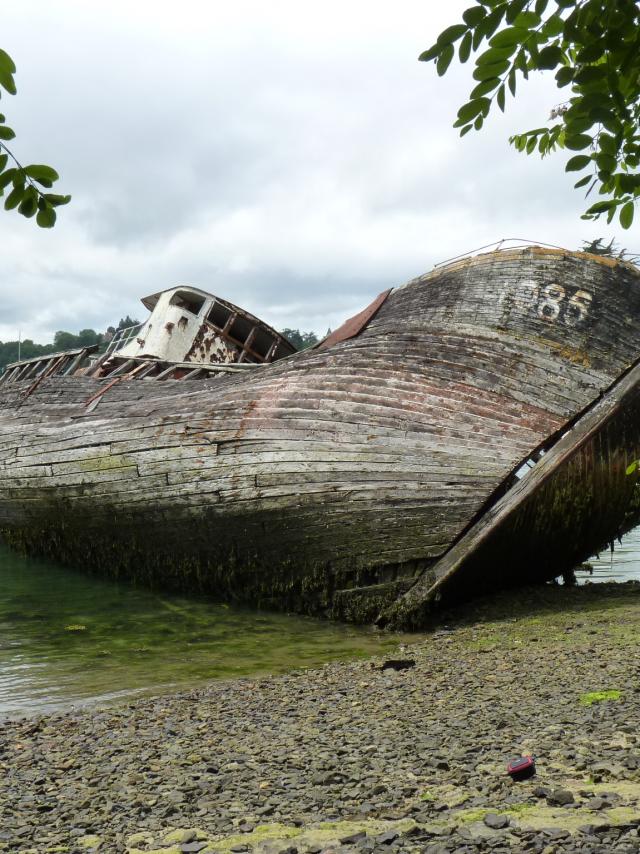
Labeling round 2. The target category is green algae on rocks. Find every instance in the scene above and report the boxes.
[580,689,623,706]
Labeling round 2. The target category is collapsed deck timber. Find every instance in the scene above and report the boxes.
[2,246,640,627]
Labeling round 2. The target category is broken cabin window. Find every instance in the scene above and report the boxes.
[252,329,275,358]
[169,291,206,316]
[228,315,253,345]
[207,301,232,330]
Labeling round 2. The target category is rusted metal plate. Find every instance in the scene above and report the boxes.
[316,289,392,350]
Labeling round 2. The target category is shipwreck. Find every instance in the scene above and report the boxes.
[1,244,640,629]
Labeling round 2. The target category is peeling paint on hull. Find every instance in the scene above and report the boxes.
[2,246,640,627]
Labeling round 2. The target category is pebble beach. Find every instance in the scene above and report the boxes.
[2,582,640,854]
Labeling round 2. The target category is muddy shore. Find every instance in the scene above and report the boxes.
[2,582,640,854]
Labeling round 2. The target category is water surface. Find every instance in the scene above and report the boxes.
[3,525,640,719]
[578,526,640,583]
[0,546,412,718]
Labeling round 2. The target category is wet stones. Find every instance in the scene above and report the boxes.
[1,585,640,853]
[546,789,575,806]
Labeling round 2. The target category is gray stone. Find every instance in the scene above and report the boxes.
[587,797,612,810]
[375,830,400,845]
[483,813,509,829]
[546,788,575,806]
[339,831,366,844]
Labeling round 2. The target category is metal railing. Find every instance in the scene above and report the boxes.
[104,323,145,356]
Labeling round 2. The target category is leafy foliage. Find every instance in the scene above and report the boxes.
[0,329,100,371]
[580,236,639,263]
[117,316,142,330]
[420,0,640,229]
[280,328,320,350]
[0,47,70,227]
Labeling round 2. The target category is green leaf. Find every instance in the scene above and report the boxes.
[496,83,506,112]
[477,7,506,41]
[470,77,501,98]
[18,189,38,219]
[473,59,510,80]
[620,201,634,229]
[0,168,17,191]
[565,117,595,135]
[24,164,60,185]
[542,14,565,37]
[36,203,57,228]
[456,98,491,124]
[437,24,468,45]
[534,0,549,14]
[598,133,617,156]
[537,45,563,69]
[565,154,591,171]
[555,66,574,86]
[505,0,528,23]
[436,44,455,76]
[44,193,71,207]
[626,461,639,476]
[0,49,16,76]
[514,11,541,28]
[574,175,592,188]
[564,133,593,150]
[476,46,516,65]
[589,107,619,132]
[4,184,25,210]
[0,153,7,172]
[574,66,607,85]
[526,136,537,154]
[460,123,474,137]
[419,44,442,62]
[585,200,615,215]
[595,153,616,173]
[0,69,16,96]
[462,6,487,27]
[489,27,526,49]
[0,125,16,141]
[576,43,605,63]
[474,114,484,130]
[508,68,516,96]
[458,31,473,63]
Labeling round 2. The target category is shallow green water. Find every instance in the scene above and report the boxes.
[0,546,412,718]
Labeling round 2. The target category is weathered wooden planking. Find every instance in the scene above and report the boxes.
[381,356,640,628]
[2,247,640,622]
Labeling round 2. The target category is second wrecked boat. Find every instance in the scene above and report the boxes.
[1,245,640,627]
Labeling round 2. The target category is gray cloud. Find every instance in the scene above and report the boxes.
[0,0,625,344]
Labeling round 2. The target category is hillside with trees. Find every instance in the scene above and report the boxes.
[0,323,320,371]
[0,317,141,371]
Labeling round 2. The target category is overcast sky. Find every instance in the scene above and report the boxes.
[0,1,631,343]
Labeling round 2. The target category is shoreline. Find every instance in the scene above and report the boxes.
[2,582,640,853]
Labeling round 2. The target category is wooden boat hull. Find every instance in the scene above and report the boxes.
[2,247,640,626]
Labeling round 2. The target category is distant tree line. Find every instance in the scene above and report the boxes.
[0,321,326,370]
[0,317,140,371]
[280,329,320,350]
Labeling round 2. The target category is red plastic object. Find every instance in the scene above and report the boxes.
[507,755,536,781]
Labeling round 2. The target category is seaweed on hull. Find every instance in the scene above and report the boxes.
[2,244,640,628]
